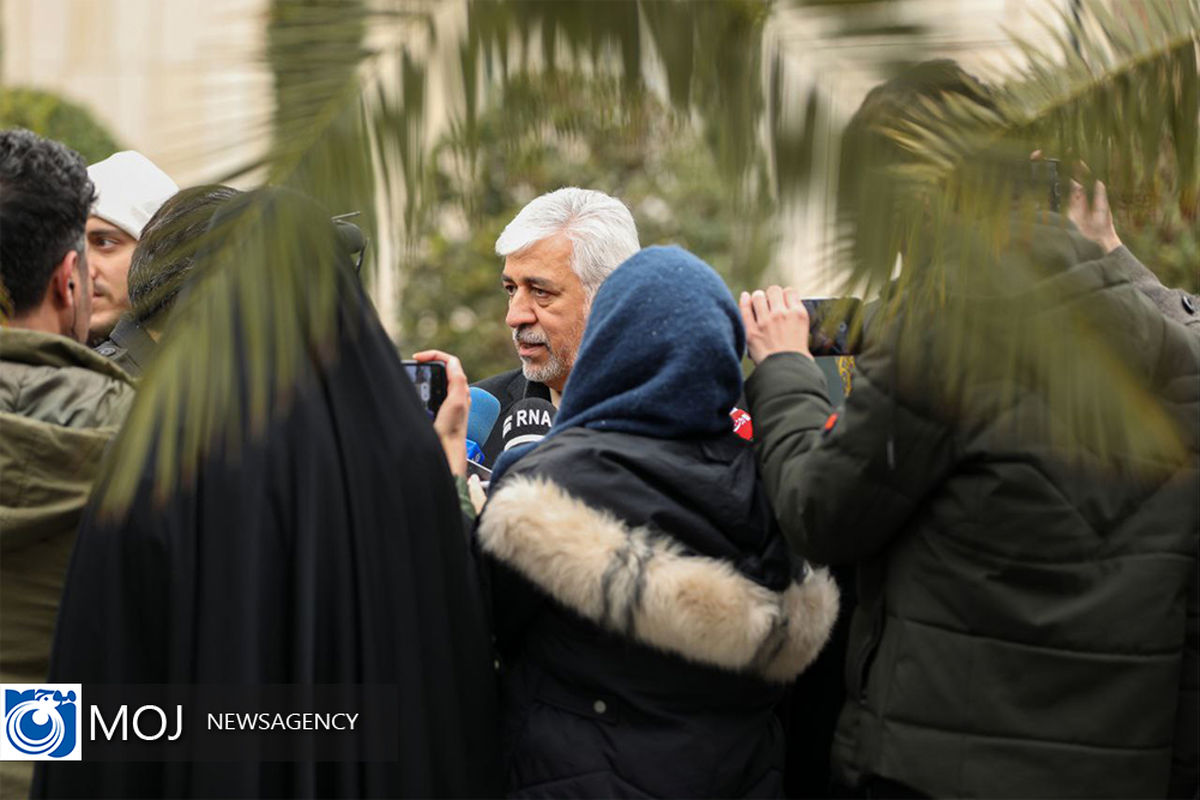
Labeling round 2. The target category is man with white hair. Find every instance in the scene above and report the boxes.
[85,150,178,347]
[474,187,640,464]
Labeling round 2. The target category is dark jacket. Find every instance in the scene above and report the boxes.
[93,315,158,377]
[1,328,135,798]
[477,246,839,798]
[479,429,839,798]
[473,367,551,466]
[745,226,1200,798]
[1111,245,1200,331]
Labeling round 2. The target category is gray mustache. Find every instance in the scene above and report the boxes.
[513,328,548,346]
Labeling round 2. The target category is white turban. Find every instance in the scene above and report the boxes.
[87,151,179,240]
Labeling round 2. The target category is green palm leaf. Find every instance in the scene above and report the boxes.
[97,0,1197,515]
[824,0,1198,467]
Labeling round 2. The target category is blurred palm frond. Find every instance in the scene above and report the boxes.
[827,0,1198,467]
[98,0,778,514]
[98,0,1198,514]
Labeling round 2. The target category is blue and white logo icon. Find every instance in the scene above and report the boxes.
[0,684,82,761]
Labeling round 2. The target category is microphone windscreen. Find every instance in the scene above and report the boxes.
[501,398,557,451]
[467,387,503,445]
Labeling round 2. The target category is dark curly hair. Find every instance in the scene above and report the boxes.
[128,184,240,327]
[0,128,96,315]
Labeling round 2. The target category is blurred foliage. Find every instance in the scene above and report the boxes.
[0,87,121,162]
[402,72,776,381]
[462,0,772,193]
[99,0,379,511]
[1111,141,1199,293]
[829,2,1199,301]
[826,0,1199,466]
[264,0,378,216]
[1121,207,1199,294]
[98,0,1200,512]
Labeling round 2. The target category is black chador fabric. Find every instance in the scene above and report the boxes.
[36,190,501,798]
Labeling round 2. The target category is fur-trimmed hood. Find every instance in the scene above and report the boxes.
[478,474,839,684]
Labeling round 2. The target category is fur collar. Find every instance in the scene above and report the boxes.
[477,474,839,683]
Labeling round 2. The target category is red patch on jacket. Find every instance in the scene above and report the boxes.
[730,408,754,441]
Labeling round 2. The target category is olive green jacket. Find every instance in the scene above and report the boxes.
[1,328,134,795]
[746,237,1200,798]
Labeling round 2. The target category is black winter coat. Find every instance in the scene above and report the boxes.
[476,428,839,798]
[747,224,1200,798]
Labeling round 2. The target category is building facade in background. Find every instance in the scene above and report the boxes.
[2,0,270,187]
[3,0,1069,305]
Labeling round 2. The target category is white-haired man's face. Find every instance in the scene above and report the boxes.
[501,232,588,395]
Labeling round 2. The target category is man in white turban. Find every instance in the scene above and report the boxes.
[85,151,177,345]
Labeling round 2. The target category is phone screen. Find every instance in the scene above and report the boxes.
[801,298,863,357]
[401,361,448,417]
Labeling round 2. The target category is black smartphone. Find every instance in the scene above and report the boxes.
[801,298,864,357]
[1028,157,1062,212]
[401,360,448,417]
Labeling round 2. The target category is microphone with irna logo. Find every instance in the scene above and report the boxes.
[501,398,556,452]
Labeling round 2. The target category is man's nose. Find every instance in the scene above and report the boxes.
[506,292,537,329]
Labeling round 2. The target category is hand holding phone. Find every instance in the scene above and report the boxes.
[801,298,864,357]
[410,351,470,478]
[740,287,864,363]
[740,287,811,363]
[1028,157,1063,213]
[402,360,448,417]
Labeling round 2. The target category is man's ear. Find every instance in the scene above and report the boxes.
[49,249,80,309]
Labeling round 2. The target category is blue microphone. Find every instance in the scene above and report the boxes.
[467,387,502,464]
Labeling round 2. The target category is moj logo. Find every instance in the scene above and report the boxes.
[0,684,82,761]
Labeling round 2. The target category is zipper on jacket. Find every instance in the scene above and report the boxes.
[853,618,882,701]
[850,578,885,702]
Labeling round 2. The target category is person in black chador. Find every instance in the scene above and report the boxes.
[36,188,501,798]
[477,245,840,798]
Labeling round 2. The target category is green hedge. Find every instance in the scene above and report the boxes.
[0,87,121,163]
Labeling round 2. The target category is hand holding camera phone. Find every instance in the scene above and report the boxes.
[407,350,475,480]
[741,288,864,362]
[1028,157,1062,213]
[801,297,864,357]
[401,360,448,417]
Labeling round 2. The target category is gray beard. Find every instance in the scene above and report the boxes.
[520,351,568,386]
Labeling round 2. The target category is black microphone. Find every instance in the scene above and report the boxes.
[501,398,556,451]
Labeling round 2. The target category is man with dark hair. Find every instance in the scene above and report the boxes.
[1,130,94,335]
[0,128,136,798]
[94,184,239,376]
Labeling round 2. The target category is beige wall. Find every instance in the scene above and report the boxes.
[3,0,271,187]
[3,0,1076,306]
